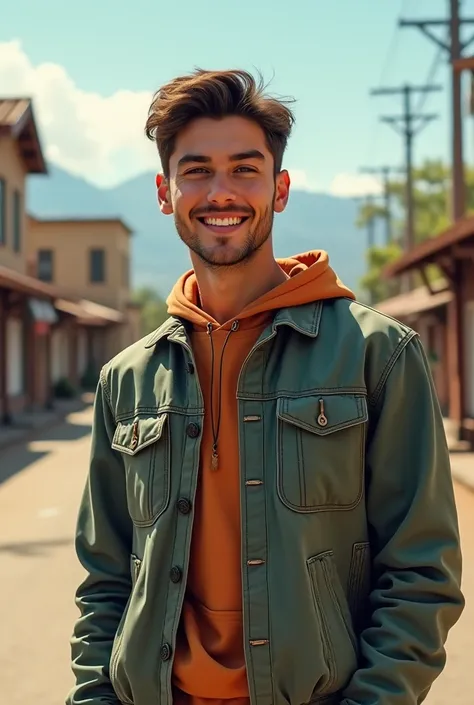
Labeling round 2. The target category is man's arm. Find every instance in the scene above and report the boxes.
[341,334,464,705]
[67,370,133,705]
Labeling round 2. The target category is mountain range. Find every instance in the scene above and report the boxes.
[27,165,367,298]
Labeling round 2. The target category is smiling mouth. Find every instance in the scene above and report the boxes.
[196,215,251,235]
[197,215,250,228]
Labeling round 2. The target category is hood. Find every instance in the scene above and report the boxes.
[166,250,355,329]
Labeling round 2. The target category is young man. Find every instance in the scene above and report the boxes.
[68,70,464,705]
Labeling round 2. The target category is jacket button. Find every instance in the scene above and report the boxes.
[187,362,195,374]
[186,422,200,438]
[170,566,182,583]
[160,643,172,661]
[177,498,192,515]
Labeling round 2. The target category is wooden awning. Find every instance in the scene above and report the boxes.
[376,284,452,318]
[55,298,124,326]
[0,266,123,326]
[0,265,60,298]
[385,215,474,278]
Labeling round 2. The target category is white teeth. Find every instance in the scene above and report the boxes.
[204,216,243,226]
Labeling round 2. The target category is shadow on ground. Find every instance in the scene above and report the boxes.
[0,536,73,557]
[0,449,50,486]
[0,409,93,486]
[39,422,92,443]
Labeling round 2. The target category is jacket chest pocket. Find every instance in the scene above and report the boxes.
[276,394,368,513]
[111,414,170,526]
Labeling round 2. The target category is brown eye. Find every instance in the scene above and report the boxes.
[185,168,209,175]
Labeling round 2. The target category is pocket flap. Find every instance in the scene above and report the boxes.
[277,394,368,436]
[111,415,167,456]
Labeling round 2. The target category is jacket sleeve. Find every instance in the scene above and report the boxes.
[67,370,133,705]
[341,333,464,705]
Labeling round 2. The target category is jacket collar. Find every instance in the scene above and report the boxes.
[143,299,326,349]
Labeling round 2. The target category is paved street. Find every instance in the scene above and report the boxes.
[0,405,473,705]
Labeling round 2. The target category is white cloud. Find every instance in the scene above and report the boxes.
[0,41,383,198]
[0,40,156,187]
[329,172,383,198]
[287,169,321,193]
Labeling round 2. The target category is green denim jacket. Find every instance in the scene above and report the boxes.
[68,298,464,705]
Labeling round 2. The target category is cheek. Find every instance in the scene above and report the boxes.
[241,179,274,204]
[171,184,197,217]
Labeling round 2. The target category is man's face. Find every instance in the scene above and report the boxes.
[157,116,290,267]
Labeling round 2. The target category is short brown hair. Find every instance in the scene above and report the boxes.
[145,69,295,176]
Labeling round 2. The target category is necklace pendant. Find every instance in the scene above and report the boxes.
[211,447,219,471]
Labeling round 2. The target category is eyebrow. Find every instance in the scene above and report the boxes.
[177,149,266,168]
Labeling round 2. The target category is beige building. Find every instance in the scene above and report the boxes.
[0,99,42,276]
[27,216,141,365]
[0,97,141,426]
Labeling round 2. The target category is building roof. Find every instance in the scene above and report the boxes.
[385,214,474,277]
[0,98,47,174]
[29,215,134,236]
[376,283,452,319]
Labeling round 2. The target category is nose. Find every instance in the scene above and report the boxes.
[206,174,237,206]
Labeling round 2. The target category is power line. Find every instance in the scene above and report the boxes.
[377,2,405,88]
[399,0,474,219]
[359,166,405,245]
[363,0,405,166]
[414,44,445,115]
[371,84,442,254]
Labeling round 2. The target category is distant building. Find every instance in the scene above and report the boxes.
[379,216,474,450]
[27,215,141,372]
[0,97,141,426]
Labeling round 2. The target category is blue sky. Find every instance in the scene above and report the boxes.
[2,0,474,193]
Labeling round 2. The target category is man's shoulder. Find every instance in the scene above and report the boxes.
[101,316,176,380]
[332,296,415,345]
[326,297,419,394]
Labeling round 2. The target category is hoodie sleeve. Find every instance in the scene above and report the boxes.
[67,370,133,705]
[341,334,464,705]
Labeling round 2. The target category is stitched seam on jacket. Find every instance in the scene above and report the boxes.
[238,387,367,401]
[369,330,417,408]
[99,366,114,415]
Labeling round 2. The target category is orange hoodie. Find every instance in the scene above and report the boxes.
[168,251,354,705]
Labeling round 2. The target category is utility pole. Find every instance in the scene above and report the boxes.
[400,2,474,220]
[366,194,376,250]
[354,194,377,305]
[359,166,404,244]
[371,85,441,254]
[354,194,379,250]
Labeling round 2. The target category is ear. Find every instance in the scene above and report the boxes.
[273,170,290,213]
[156,173,173,215]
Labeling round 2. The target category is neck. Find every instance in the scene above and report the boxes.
[192,246,288,324]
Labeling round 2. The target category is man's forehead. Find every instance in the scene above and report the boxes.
[172,116,269,162]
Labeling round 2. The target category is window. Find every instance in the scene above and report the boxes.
[0,178,5,245]
[12,190,21,253]
[38,249,54,282]
[90,248,106,283]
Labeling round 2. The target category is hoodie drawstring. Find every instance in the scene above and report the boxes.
[207,320,239,470]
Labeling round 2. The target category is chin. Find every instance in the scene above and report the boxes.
[199,244,252,268]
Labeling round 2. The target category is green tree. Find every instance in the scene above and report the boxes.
[359,243,402,304]
[356,159,474,303]
[132,287,169,336]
